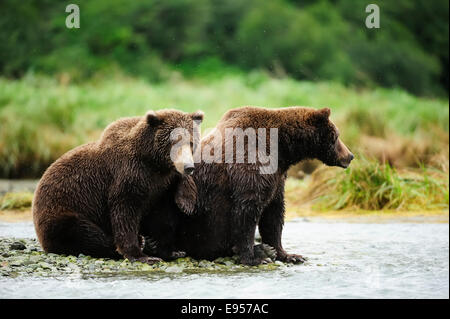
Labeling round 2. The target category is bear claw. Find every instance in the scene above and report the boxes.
[138,235,146,251]
[240,257,266,266]
[135,256,162,265]
[283,254,307,264]
[142,236,158,255]
[254,244,277,261]
[171,251,187,259]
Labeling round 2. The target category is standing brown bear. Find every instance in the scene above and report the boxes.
[143,106,353,265]
[33,109,203,264]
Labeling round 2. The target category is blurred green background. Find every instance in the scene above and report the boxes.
[0,0,448,211]
[1,0,448,95]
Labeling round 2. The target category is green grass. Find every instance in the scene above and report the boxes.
[0,192,34,210]
[0,72,448,178]
[306,158,449,211]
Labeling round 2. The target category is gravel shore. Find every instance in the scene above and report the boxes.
[0,237,284,278]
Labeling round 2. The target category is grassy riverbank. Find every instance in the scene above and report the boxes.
[1,73,448,178]
[290,159,449,211]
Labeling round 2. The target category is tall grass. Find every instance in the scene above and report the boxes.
[0,72,448,177]
[306,158,449,211]
[0,192,34,210]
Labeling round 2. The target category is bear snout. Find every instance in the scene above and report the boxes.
[336,139,354,168]
[172,143,195,175]
[339,152,354,168]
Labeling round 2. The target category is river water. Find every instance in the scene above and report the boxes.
[0,218,448,298]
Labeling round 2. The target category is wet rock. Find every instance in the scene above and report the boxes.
[21,258,34,266]
[165,265,184,273]
[214,257,233,265]
[38,262,52,270]
[10,242,26,250]
[10,259,24,267]
[198,260,214,268]
[139,264,153,272]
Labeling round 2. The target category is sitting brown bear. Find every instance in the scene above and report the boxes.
[33,109,203,264]
[143,106,354,265]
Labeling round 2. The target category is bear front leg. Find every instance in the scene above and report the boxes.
[231,203,266,266]
[110,202,162,265]
[258,194,307,264]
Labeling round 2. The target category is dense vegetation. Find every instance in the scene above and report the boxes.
[0,0,448,96]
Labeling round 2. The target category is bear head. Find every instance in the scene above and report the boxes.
[305,107,354,168]
[144,109,204,175]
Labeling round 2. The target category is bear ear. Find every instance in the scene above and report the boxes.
[191,110,204,123]
[319,107,331,118]
[310,107,331,125]
[146,110,161,126]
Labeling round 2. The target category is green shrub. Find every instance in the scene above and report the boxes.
[308,158,449,211]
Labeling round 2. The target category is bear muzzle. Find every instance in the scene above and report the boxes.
[338,152,354,168]
[336,139,354,169]
[172,143,195,175]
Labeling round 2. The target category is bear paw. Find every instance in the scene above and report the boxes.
[254,244,277,262]
[170,251,187,259]
[239,255,271,266]
[135,256,163,265]
[142,236,158,255]
[280,253,307,264]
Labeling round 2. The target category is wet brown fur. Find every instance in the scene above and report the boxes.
[33,109,203,262]
[143,106,353,265]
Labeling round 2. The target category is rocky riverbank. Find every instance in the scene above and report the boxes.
[0,237,285,278]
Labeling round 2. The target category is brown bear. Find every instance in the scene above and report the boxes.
[142,106,353,265]
[33,109,204,264]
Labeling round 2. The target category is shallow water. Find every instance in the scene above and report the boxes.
[0,218,448,298]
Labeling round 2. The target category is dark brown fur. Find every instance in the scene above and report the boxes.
[143,106,353,265]
[33,109,203,263]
